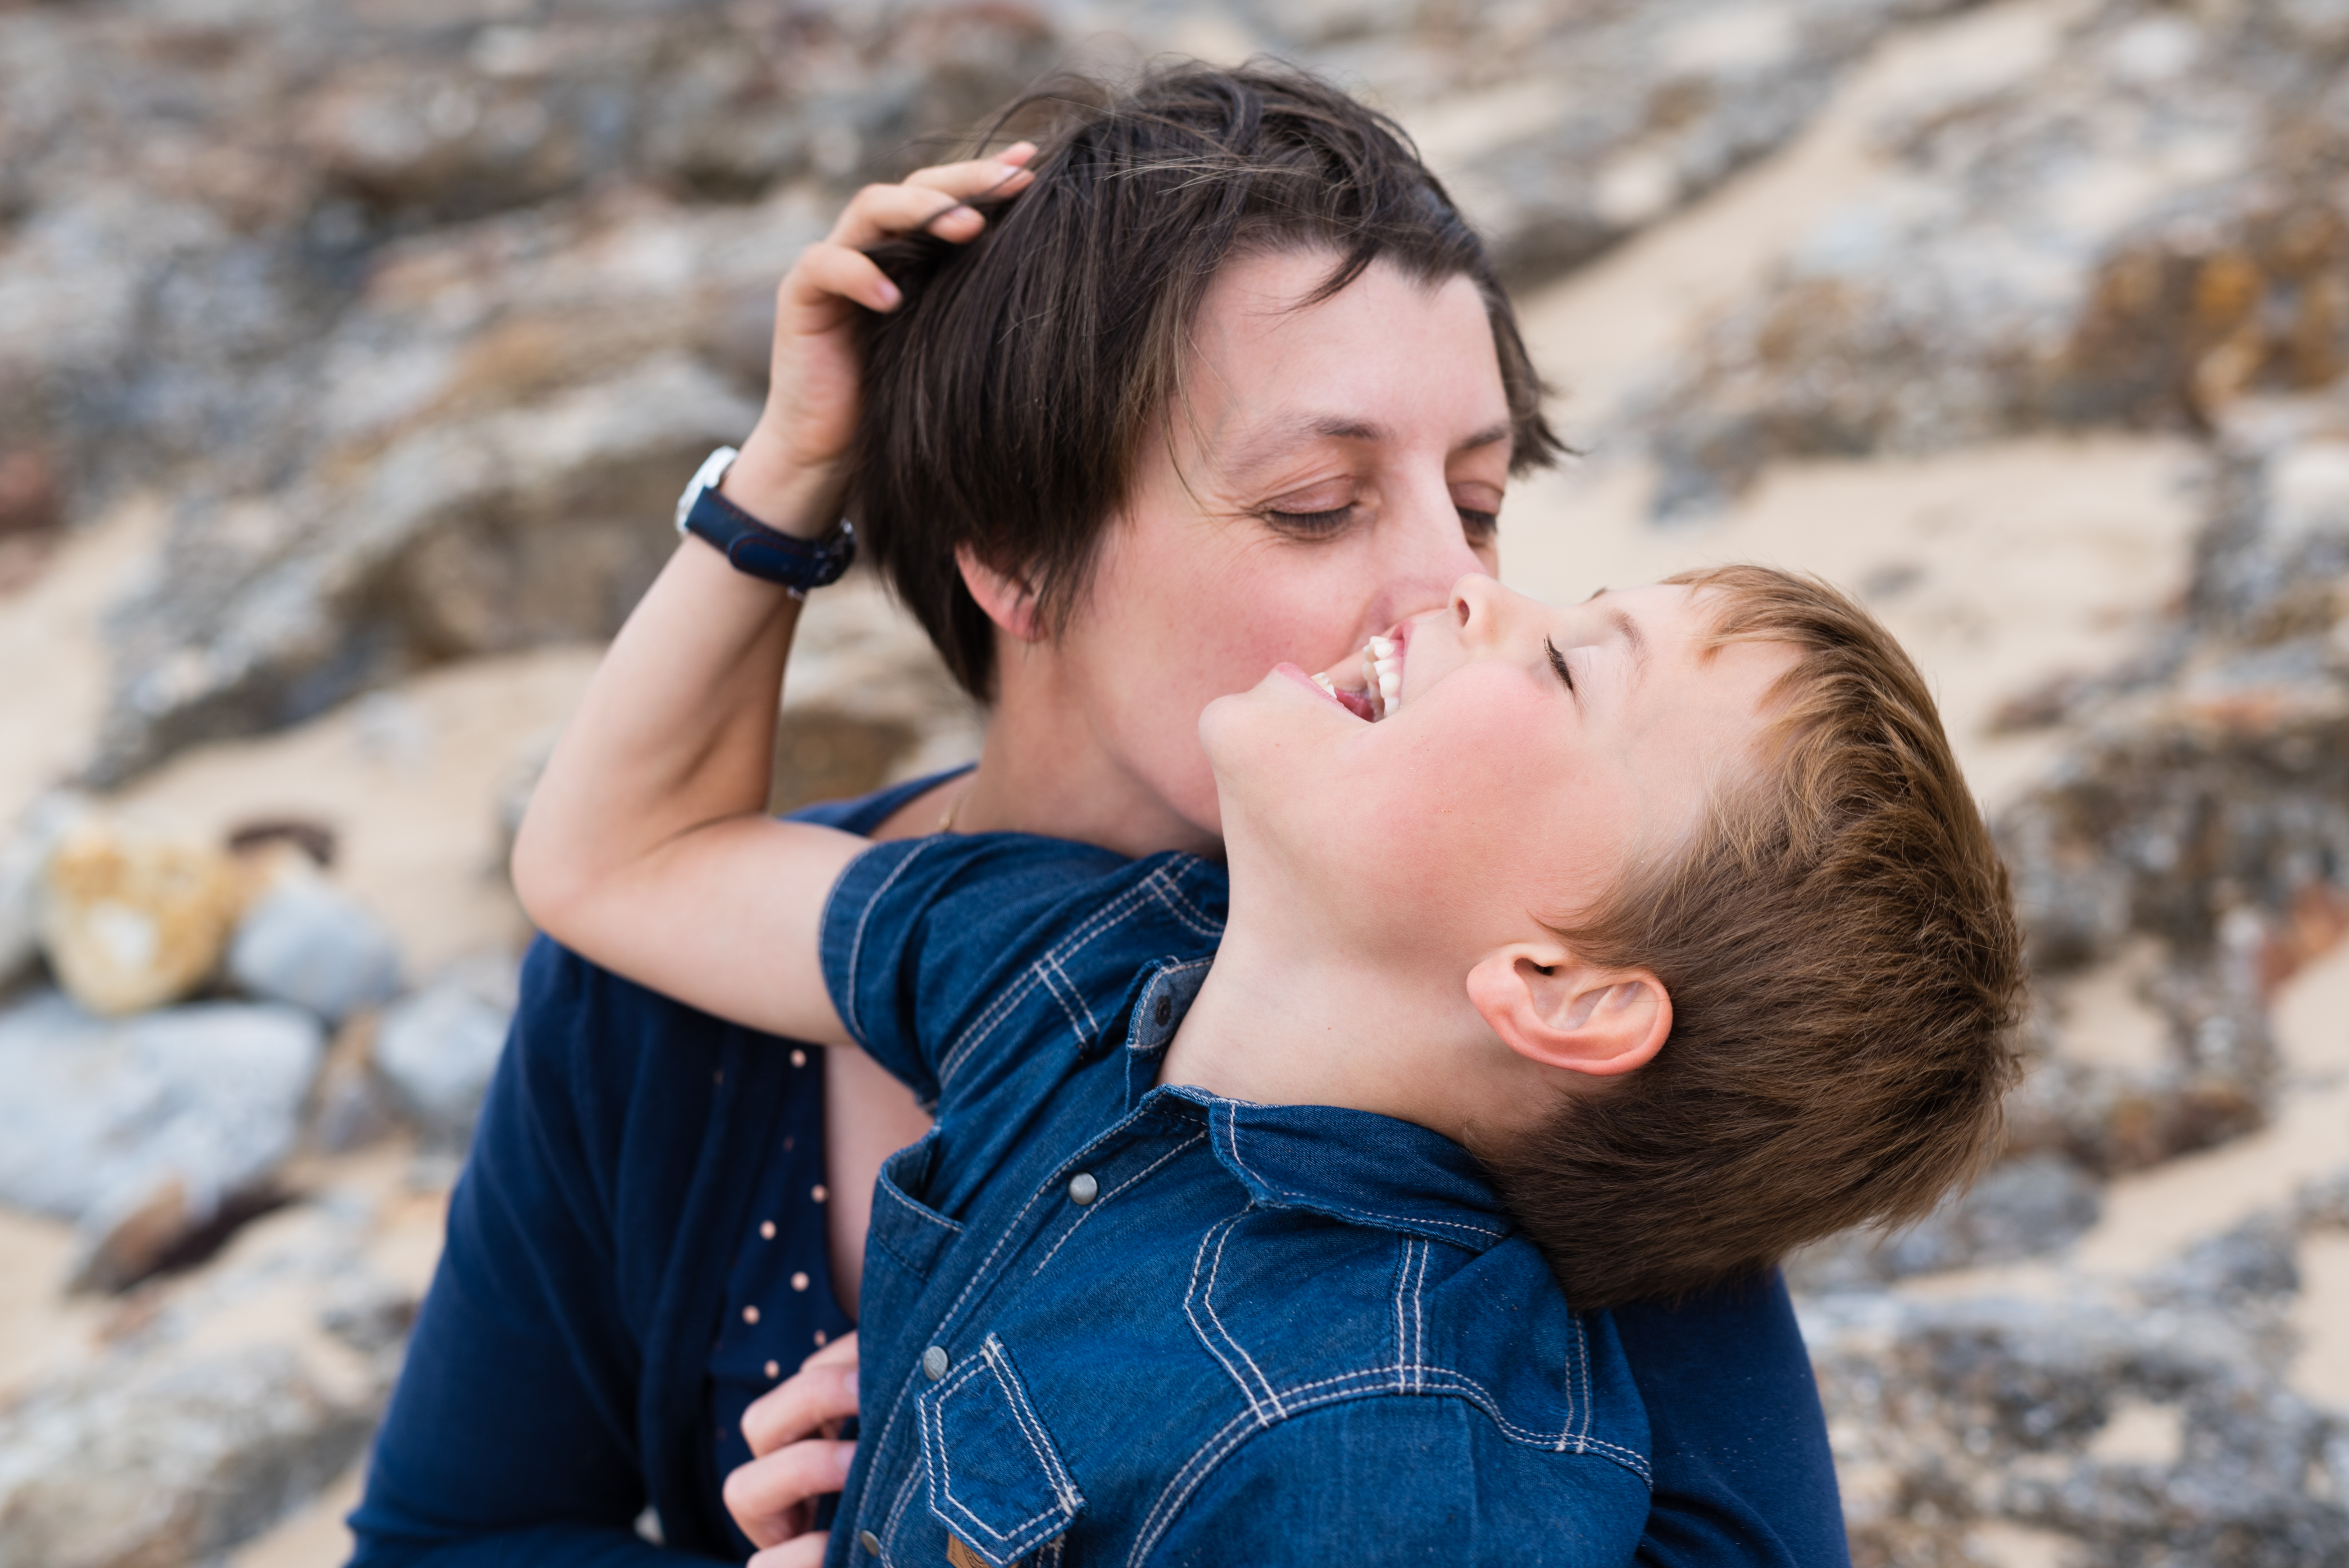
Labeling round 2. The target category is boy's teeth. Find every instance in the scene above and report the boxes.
[1352,636,1403,721]
[1311,671,1337,696]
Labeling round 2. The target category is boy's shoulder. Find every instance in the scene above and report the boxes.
[822,831,1228,1105]
[872,1093,1651,1566]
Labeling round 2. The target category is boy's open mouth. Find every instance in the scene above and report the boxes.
[1309,632,1404,722]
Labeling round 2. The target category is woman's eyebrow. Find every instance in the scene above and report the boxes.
[1219,414,1389,481]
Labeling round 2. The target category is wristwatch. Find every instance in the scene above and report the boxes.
[674,446,856,597]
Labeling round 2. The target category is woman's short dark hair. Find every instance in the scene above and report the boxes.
[851,61,1565,700]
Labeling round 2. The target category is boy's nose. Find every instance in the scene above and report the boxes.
[1448,572,1509,641]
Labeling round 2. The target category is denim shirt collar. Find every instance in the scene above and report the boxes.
[1118,956,1514,1256]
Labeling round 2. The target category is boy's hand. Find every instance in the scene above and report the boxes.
[722,145,1039,535]
[728,1332,863,1565]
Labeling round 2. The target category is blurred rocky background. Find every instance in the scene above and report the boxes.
[0,0,2345,1563]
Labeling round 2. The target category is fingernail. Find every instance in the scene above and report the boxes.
[875,278,901,309]
[841,1369,858,1400]
[835,1441,857,1478]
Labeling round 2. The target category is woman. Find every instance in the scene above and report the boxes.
[350,64,1847,1568]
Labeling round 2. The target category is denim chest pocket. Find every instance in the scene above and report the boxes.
[908,1334,1084,1568]
[864,1132,963,1330]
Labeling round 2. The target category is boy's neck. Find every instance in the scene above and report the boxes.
[1157,896,1539,1151]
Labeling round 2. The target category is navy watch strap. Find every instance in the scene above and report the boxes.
[683,485,856,593]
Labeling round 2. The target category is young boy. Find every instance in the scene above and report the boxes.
[518,525,2022,1564]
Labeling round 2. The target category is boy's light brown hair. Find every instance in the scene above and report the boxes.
[1489,564,2028,1309]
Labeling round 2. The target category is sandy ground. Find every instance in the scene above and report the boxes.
[0,0,2335,1560]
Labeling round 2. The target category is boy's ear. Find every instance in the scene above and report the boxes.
[1465,943,1670,1080]
[956,543,1045,644]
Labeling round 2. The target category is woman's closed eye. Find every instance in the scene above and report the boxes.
[1262,502,1357,538]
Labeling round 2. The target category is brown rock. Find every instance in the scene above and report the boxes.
[36,818,245,1016]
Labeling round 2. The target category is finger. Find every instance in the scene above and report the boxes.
[723,1438,858,1547]
[823,150,1037,250]
[826,180,990,251]
[782,242,903,318]
[900,141,1040,200]
[749,1538,831,1568]
[741,1356,861,1457]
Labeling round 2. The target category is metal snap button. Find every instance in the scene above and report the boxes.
[1153,993,1173,1027]
[922,1345,950,1381]
[1067,1171,1099,1207]
[859,1529,882,1555]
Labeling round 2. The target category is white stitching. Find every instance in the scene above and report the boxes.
[1213,1109,1505,1244]
[877,1169,961,1234]
[983,1336,1083,1514]
[1195,1209,1285,1418]
[1411,1239,1429,1395]
[1143,862,1226,939]
[1390,1240,1409,1393]
[1030,1132,1207,1278]
[1121,1363,1652,1567]
[936,875,1164,1084]
[1182,1214,1272,1422]
[926,1096,1190,1346]
[838,840,933,1050]
[1036,953,1096,1047]
[923,1361,1060,1541]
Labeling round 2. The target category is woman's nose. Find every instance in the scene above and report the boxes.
[1383,480,1492,585]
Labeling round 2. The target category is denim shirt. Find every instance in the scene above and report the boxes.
[818,832,1651,1567]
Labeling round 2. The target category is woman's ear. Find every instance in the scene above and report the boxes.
[956,543,1045,643]
[1465,943,1670,1080]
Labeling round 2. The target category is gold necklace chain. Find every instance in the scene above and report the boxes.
[937,777,975,834]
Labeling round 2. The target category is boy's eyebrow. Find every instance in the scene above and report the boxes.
[1577,589,1652,686]
[1608,608,1650,684]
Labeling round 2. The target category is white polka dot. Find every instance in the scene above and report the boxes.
[791,1271,810,1291]
[790,1049,807,1068]
[765,1360,780,1379]
[811,1184,828,1204]
[814,1329,828,1347]
[743,1304,760,1325]
[759,1220,776,1241]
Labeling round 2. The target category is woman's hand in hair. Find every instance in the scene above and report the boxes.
[728,1331,864,1565]
[722,144,1038,536]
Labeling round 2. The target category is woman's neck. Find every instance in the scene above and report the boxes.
[937,679,1224,863]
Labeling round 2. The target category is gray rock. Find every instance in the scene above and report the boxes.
[1394,0,1977,286]
[0,793,85,989]
[1982,396,2349,1168]
[1787,1153,2104,1290]
[1645,0,2349,514]
[0,991,323,1229]
[1805,1290,2349,1566]
[90,352,765,783]
[373,953,518,1142]
[2141,1211,2302,1310]
[227,871,403,1023]
[0,1342,376,1568]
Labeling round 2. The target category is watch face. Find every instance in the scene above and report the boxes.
[678,446,740,532]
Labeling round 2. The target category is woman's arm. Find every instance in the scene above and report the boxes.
[510,149,1034,1043]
